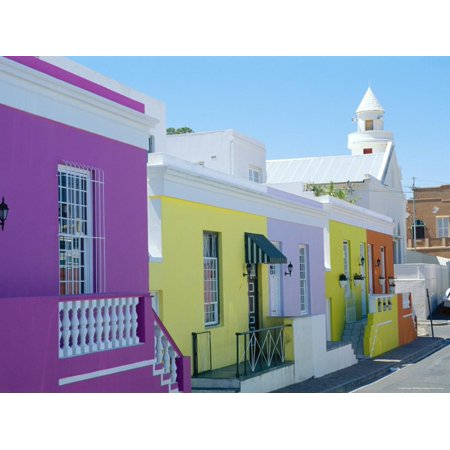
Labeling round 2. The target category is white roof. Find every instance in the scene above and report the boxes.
[356,87,384,113]
[266,153,386,184]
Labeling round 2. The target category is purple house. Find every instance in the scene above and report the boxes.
[0,56,190,392]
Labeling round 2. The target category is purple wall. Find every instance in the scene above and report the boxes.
[0,294,171,393]
[0,104,149,297]
[0,59,191,393]
[268,218,326,316]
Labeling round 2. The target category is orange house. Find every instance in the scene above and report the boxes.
[366,230,416,346]
[366,230,394,295]
[397,293,417,346]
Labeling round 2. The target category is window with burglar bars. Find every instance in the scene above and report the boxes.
[203,232,219,326]
[299,245,309,314]
[58,163,105,295]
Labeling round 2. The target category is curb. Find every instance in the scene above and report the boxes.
[324,339,448,393]
[418,320,450,327]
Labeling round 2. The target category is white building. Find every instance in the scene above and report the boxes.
[164,129,267,183]
[266,87,407,264]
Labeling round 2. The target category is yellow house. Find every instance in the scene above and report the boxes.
[150,195,271,371]
[319,196,398,359]
[326,220,367,342]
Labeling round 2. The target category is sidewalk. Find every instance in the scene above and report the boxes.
[273,336,448,393]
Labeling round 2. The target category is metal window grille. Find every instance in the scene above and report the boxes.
[203,232,219,326]
[299,245,309,314]
[58,163,105,295]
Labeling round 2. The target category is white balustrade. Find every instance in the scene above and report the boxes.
[111,298,118,348]
[58,296,141,358]
[118,298,125,346]
[154,321,179,384]
[368,294,395,314]
[125,301,132,346]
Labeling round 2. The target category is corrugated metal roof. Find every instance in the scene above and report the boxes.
[266,153,386,184]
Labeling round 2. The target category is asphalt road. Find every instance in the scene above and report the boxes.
[354,322,450,393]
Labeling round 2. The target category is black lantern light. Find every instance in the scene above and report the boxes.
[243,262,252,278]
[359,256,365,266]
[285,261,293,277]
[376,258,381,267]
[0,197,9,231]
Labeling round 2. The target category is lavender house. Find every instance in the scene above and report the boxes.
[0,56,190,392]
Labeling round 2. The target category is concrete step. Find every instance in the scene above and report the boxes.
[191,377,240,390]
[192,388,240,393]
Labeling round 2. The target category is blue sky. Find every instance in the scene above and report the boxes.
[71,56,450,196]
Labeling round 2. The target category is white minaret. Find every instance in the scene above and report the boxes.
[347,87,394,155]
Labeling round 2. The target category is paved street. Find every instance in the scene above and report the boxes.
[354,320,450,393]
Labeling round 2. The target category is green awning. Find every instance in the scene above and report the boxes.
[245,233,287,264]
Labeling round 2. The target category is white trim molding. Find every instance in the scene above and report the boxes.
[0,57,158,149]
[148,153,328,230]
[59,359,153,386]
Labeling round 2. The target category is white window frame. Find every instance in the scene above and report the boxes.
[248,167,262,183]
[437,216,449,238]
[343,241,350,299]
[203,232,219,326]
[299,244,309,315]
[58,165,93,295]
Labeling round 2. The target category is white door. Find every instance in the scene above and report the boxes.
[326,298,332,341]
[360,243,367,317]
[269,241,282,316]
[343,241,356,323]
[380,246,386,294]
[368,244,374,294]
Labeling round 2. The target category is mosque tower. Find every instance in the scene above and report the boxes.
[347,86,394,155]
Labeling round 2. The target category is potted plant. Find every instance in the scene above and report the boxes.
[388,276,396,293]
[378,275,385,285]
[353,273,364,287]
[339,273,348,288]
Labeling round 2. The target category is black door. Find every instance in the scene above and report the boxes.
[247,264,259,331]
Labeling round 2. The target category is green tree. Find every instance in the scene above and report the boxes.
[166,127,194,135]
[305,181,357,203]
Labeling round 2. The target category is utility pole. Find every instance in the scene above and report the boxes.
[412,177,417,250]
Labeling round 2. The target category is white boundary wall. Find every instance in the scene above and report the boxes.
[394,263,450,320]
[291,314,357,382]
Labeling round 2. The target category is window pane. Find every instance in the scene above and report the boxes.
[203,232,219,326]
[299,245,309,314]
[58,166,93,295]
[437,218,449,238]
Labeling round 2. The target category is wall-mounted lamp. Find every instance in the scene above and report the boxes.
[359,256,365,266]
[0,197,9,231]
[284,261,293,277]
[243,262,252,278]
[376,258,381,268]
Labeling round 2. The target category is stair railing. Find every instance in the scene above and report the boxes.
[235,324,291,377]
[154,314,183,384]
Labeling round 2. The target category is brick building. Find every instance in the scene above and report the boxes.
[407,184,450,258]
